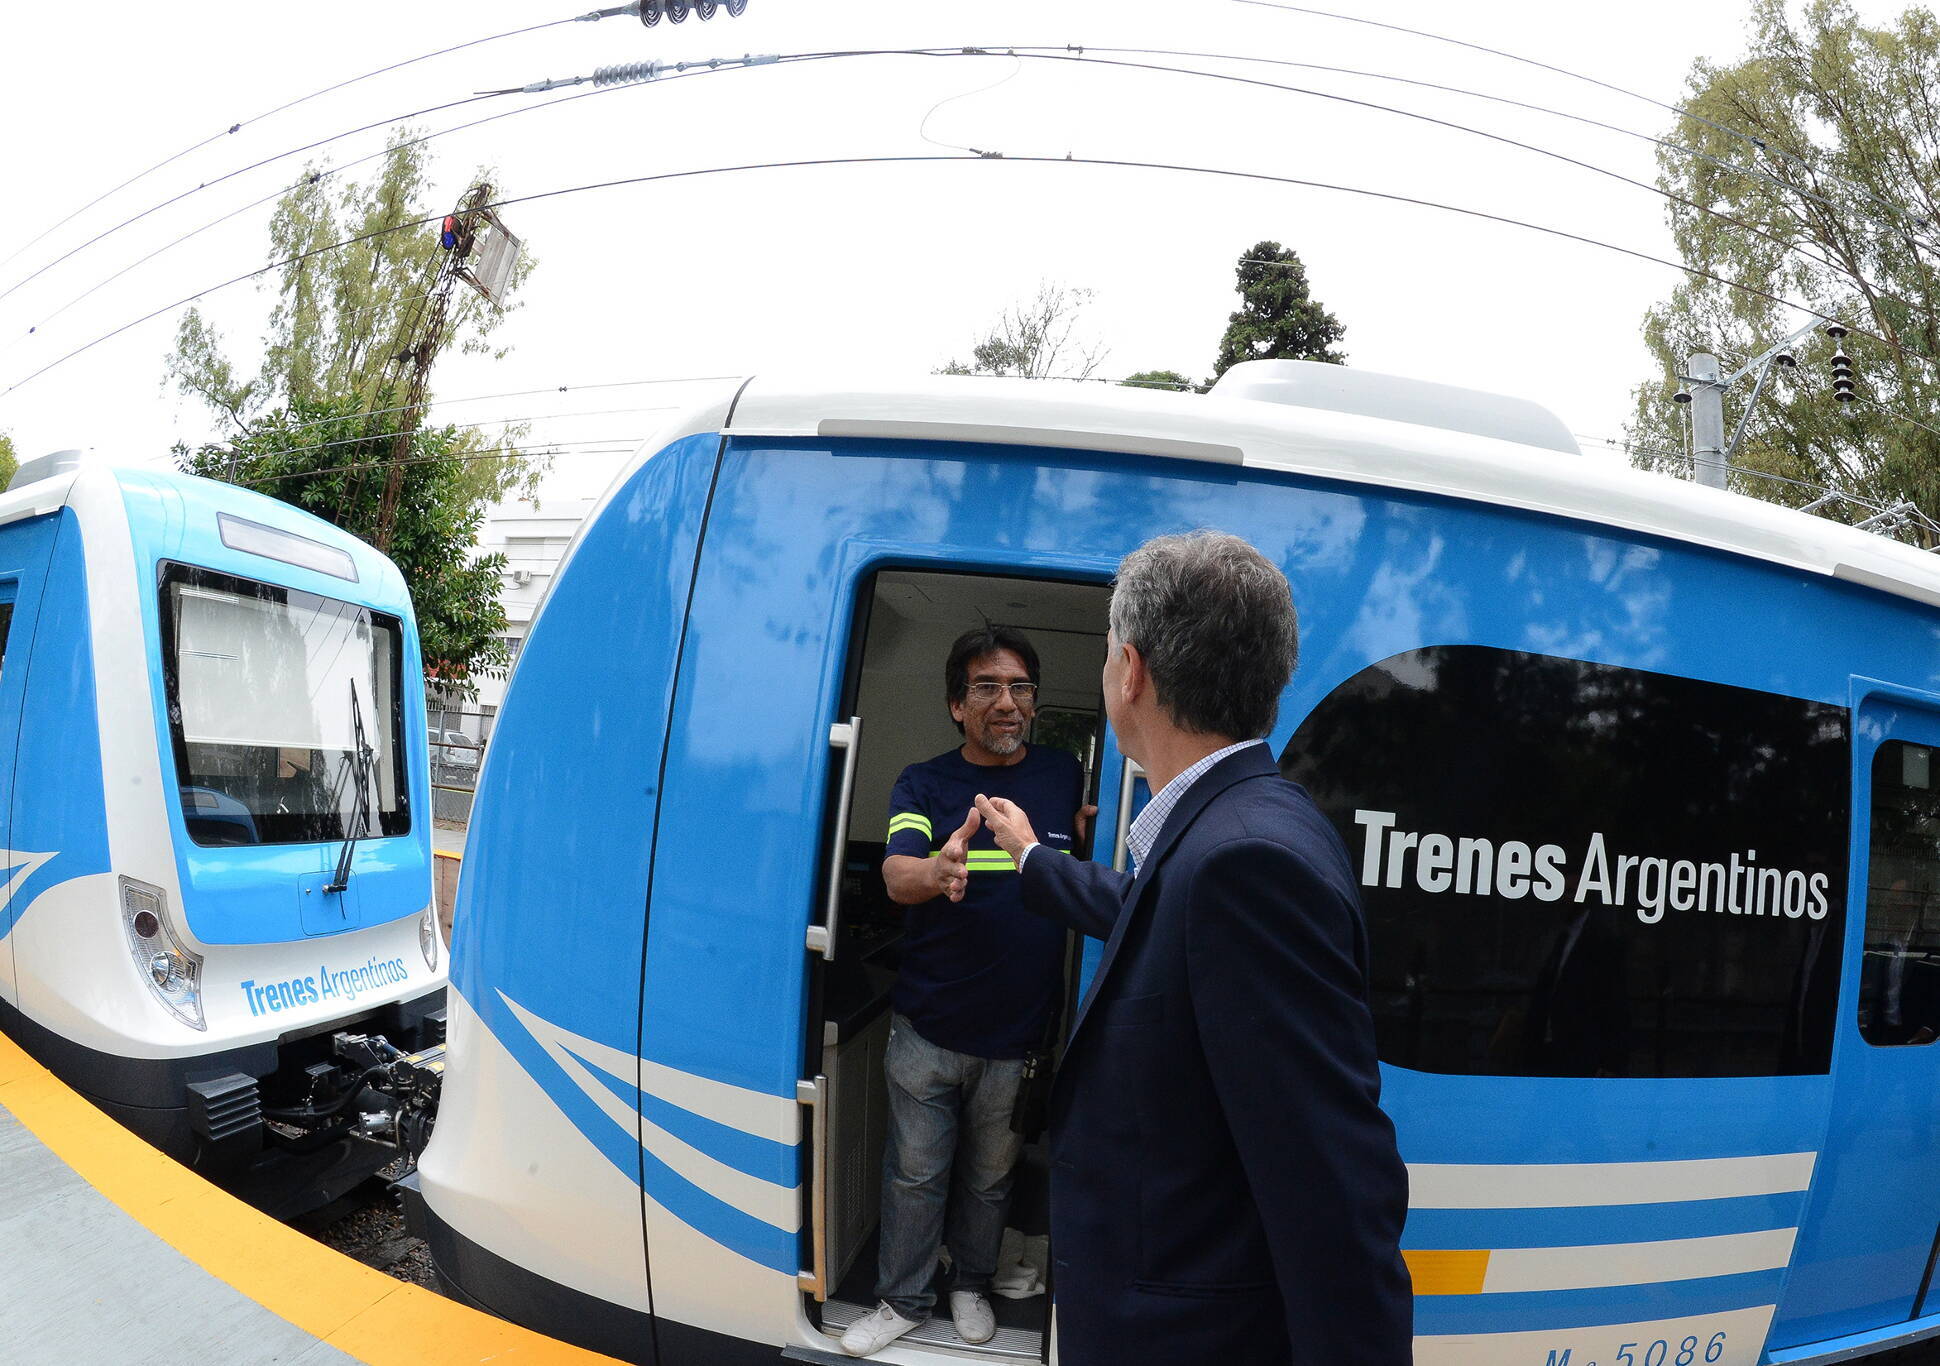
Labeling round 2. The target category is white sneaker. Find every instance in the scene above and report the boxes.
[840,1303,922,1357]
[949,1289,996,1345]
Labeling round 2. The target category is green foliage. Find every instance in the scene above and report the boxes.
[167,133,533,433]
[939,283,1107,379]
[1626,0,1940,534]
[0,432,16,490]
[1211,240,1346,380]
[164,130,544,687]
[1120,369,1195,392]
[175,397,509,690]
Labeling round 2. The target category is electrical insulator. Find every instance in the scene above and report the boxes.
[639,0,744,21]
[1831,351,1856,403]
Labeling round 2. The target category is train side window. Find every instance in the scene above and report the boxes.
[1859,741,1940,1046]
[1282,644,1849,1079]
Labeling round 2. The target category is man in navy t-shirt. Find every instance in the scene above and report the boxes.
[839,625,1087,1358]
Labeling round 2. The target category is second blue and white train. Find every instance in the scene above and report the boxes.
[0,452,445,1211]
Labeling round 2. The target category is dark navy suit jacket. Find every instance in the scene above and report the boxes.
[1021,744,1412,1365]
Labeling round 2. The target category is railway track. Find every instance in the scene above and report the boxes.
[289,1163,438,1288]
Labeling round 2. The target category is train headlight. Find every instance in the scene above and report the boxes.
[121,877,205,1031]
[419,904,439,972]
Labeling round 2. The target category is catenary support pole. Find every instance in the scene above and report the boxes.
[1688,352,1726,489]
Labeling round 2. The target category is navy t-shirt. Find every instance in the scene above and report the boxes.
[885,743,1086,1058]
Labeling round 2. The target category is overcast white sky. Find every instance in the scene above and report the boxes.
[0,0,1915,501]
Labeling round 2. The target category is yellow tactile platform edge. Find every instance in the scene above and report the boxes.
[0,1029,621,1364]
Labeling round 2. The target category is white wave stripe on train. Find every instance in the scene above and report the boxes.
[1484,1227,1796,1293]
[1408,1151,1817,1209]
[1415,1304,1777,1366]
[0,849,56,906]
[498,992,801,1232]
[497,990,798,1143]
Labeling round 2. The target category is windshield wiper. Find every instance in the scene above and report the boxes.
[323,680,375,894]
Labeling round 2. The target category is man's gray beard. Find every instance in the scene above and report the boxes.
[983,729,1022,756]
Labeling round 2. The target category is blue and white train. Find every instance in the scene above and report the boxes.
[0,453,446,1210]
[416,362,1940,1364]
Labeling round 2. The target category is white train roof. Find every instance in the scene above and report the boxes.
[0,470,80,527]
[0,463,409,601]
[718,361,1940,614]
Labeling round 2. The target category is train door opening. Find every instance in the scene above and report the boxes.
[1790,689,1940,1342]
[803,567,1111,1359]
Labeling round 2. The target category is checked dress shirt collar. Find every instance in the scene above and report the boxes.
[1124,739,1268,874]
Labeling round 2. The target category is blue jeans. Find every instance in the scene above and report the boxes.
[877,1014,1026,1319]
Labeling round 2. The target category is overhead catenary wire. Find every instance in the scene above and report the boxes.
[0,88,520,309]
[1567,430,1940,550]
[1575,433,1687,459]
[1230,0,1940,256]
[20,25,1924,550]
[18,18,1912,322]
[197,406,679,467]
[0,12,603,280]
[13,151,1940,402]
[225,436,649,491]
[6,49,862,342]
[202,375,741,448]
[11,45,1932,359]
[1076,44,1854,231]
[1719,465,1940,544]
[966,46,1931,335]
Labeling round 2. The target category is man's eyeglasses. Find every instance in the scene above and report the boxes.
[964,682,1039,703]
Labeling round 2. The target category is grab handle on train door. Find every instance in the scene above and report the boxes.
[1111,755,1144,874]
[796,1075,830,1301]
[807,716,861,960]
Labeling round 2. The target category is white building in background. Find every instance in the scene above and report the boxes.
[453,495,595,718]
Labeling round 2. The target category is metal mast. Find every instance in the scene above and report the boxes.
[371,182,522,551]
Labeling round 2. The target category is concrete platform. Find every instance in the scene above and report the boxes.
[0,1029,616,1365]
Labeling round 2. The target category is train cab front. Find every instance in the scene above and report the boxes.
[2,473,447,1217]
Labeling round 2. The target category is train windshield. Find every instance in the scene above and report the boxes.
[160,564,410,847]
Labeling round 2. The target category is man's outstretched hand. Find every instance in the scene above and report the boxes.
[975,794,1040,861]
[936,807,980,902]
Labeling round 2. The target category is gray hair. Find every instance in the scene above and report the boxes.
[1108,530,1298,740]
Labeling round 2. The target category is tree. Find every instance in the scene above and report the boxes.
[176,399,509,691]
[165,131,541,686]
[0,432,17,491]
[1210,241,1346,381]
[168,133,531,432]
[1120,369,1194,391]
[939,282,1108,379]
[1625,0,1940,535]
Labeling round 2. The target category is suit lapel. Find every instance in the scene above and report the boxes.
[1066,744,1278,1042]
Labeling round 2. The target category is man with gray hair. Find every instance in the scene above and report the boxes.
[975,530,1412,1365]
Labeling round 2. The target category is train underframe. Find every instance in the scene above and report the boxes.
[0,986,446,1219]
